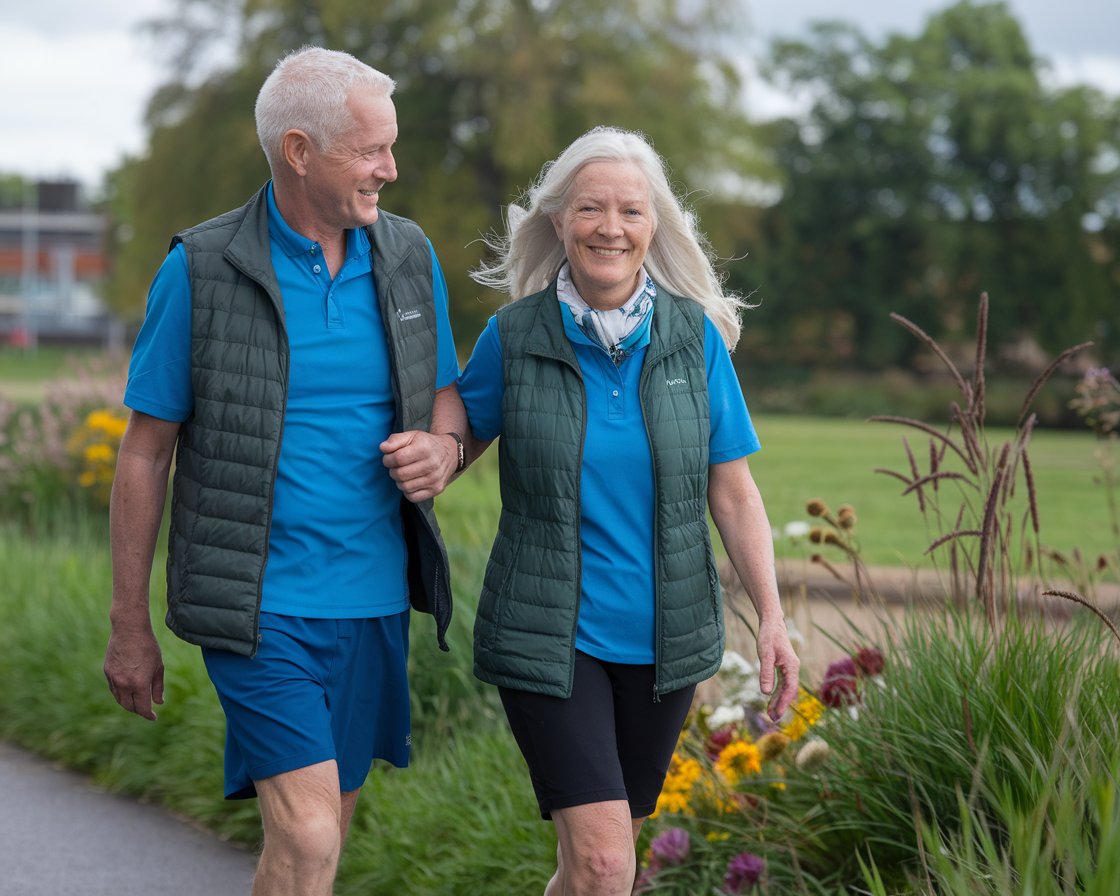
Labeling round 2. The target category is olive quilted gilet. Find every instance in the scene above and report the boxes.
[164,185,452,656]
[473,282,724,698]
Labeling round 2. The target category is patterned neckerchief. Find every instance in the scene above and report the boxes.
[556,262,656,365]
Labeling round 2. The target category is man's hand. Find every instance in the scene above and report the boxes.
[381,430,459,502]
[103,627,165,721]
[756,617,801,721]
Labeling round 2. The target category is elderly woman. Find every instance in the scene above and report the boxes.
[457,126,799,895]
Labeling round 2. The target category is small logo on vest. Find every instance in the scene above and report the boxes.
[666,377,688,388]
[396,308,422,322]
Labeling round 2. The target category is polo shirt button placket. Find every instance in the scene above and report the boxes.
[608,381,624,418]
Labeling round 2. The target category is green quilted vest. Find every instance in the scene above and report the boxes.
[473,282,724,698]
[164,184,452,656]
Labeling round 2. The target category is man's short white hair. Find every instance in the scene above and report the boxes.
[255,46,395,173]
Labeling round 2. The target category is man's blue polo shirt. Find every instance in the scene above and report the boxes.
[458,300,760,664]
[124,185,459,618]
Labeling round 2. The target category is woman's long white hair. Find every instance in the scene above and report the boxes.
[471,126,747,350]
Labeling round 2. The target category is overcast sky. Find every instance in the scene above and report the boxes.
[3,0,1119,190]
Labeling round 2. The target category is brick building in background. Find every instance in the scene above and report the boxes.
[0,180,122,348]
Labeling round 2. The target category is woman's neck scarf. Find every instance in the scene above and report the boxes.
[556,262,656,365]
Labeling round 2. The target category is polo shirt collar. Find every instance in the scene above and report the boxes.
[266,182,371,261]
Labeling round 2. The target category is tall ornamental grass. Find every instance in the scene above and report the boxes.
[915,733,1120,896]
[639,604,1120,894]
[638,294,1120,894]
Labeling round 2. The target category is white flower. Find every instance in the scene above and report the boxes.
[708,704,746,729]
[783,521,811,538]
[720,651,755,676]
[794,738,831,772]
[717,651,764,708]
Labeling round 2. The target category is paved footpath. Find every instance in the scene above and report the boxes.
[0,742,257,895]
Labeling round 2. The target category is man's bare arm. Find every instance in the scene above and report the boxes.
[103,411,180,720]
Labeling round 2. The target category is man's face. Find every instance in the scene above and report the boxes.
[304,87,398,231]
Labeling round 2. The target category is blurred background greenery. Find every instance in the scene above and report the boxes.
[4,0,1115,428]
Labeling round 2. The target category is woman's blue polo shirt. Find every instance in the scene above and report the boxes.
[124,185,459,618]
[458,300,760,664]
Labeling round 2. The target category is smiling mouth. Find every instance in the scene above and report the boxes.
[359,188,379,197]
[590,248,625,257]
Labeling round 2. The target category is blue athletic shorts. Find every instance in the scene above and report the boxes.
[499,651,696,820]
[202,610,411,800]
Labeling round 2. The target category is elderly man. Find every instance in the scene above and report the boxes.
[103,47,465,895]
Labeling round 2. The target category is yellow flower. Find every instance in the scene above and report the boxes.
[770,765,787,791]
[784,716,809,741]
[653,755,704,817]
[781,692,824,742]
[83,443,115,465]
[65,406,129,507]
[715,740,762,784]
[86,409,128,438]
[654,790,692,817]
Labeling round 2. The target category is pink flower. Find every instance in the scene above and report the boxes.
[820,657,859,708]
[650,827,690,867]
[723,851,765,893]
[853,646,885,677]
[706,725,736,759]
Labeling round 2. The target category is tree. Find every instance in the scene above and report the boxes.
[103,0,765,345]
[742,1,1120,368]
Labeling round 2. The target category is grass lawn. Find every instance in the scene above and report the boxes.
[748,414,1115,569]
[0,346,114,403]
[0,347,1112,571]
[0,346,104,380]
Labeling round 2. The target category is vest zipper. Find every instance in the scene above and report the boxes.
[641,356,662,704]
[256,319,289,653]
[572,356,587,698]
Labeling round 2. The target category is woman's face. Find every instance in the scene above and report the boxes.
[552,159,654,310]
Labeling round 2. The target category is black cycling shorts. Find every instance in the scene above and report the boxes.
[499,650,696,820]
